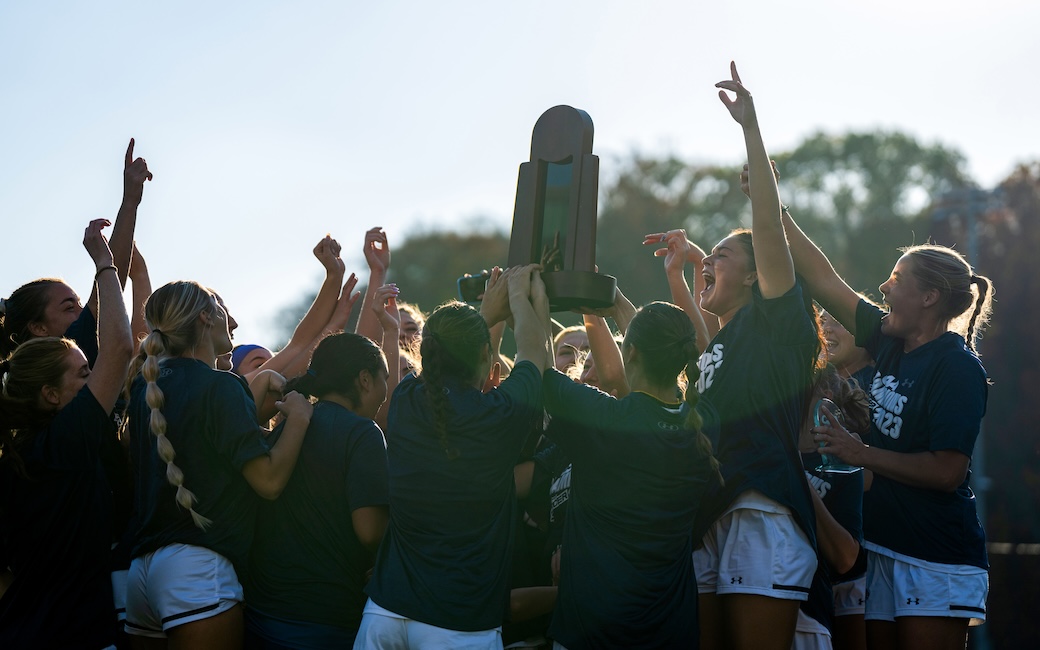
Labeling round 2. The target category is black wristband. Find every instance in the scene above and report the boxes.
[95,265,117,279]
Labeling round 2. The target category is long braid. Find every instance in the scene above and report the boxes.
[966,275,992,353]
[626,301,723,486]
[421,339,458,459]
[133,280,220,530]
[141,329,212,529]
[417,301,490,461]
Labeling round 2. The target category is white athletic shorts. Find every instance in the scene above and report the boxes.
[353,599,503,649]
[124,543,244,638]
[791,608,832,650]
[864,544,987,625]
[694,490,817,601]
[833,575,866,617]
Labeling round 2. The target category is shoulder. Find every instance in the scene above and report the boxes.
[931,334,987,381]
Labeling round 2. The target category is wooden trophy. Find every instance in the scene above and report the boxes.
[507,105,617,311]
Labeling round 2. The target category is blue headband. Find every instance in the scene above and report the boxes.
[231,344,266,373]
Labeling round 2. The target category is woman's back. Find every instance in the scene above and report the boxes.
[544,370,718,648]
[365,360,542,632]
[128,357,267,573]
[248,400,389,635]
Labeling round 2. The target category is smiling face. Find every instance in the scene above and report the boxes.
[821,310,870,373]
[399,310,422,350]
[52,346,90,410]
[554,330,589,372]
[33,283,83,338]
[700,233,757,323]
[878,255,928,340]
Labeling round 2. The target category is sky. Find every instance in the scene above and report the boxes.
[2,0,1037,347]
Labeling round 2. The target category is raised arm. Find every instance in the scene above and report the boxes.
[83,219,134,414]
[245,236,345,383]
[86,139,152,318]
[737,161,860,330]
[716,62,793,299]
[582,313,627,397]
[476,267,515,374]
[128,243,152,352]
[643,229,714,353]
[369,283,401,432]
[508,266,552,372]
[355,227,391,343]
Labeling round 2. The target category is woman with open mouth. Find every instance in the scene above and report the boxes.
[782,195,993,649]
[674,63,825,650]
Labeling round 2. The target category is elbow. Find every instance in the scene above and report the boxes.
[111,334,135,363]
[938,472,967,493]
[832,548,860,577]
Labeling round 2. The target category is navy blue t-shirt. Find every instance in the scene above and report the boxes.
[247,400,389,642]
[128,358,270,574]
[854,300,988,568]
[63,306,99,368]
[0,387,116,648]
[799,451,865,632]
[692,281,819,546]
[62,305,133,557]
[543,369,719,650]
[366,360,543,631]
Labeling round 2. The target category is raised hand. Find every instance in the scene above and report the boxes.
[123,138,153,205]
[716,61,757,128]
[478,266,511,327]
[644,230,693,276]
[363,227,391,275]
[83,218,115,269]
[313,235,346,276]
[370,283,401,333]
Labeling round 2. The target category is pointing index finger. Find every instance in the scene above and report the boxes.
[125,138,135,169]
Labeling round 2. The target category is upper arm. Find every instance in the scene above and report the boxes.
[351,506,389,551]
[86,341,134,416]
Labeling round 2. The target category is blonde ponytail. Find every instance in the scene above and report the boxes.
[137,283,218,530]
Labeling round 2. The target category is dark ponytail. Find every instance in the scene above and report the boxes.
[624,302,722,485]
[418,301,490,460]
[285,333,385,404]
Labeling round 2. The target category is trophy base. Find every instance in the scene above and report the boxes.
[542,270,617,312]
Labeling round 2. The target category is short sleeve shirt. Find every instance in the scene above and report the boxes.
[0,387,116,648]
[693,281,819,545]
[854,300,988,568]
[365,360,543,631]
[248,400,389,637]
[128,358,270,574]
[542,369,718,649]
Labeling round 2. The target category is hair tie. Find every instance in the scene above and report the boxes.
[152,329,163,335]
